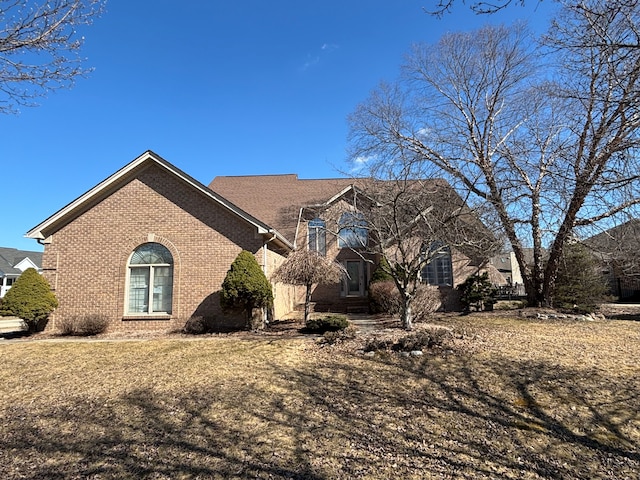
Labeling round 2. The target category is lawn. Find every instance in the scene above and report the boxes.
[1,314,639,479]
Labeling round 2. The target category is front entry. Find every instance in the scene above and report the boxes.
[345,260,365,297]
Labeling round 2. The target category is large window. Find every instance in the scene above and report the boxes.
[422,242,453,286]
[308,218,326,256]
[338,212,368,248]
[127,243,173,314]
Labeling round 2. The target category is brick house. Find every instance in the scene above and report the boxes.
[27,151,495,332]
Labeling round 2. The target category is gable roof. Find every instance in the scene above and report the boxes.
[26,151,292,250]
[583,219,640,266]
[0,247,42,276]
[209,175,493,253]
[585,219,640,249]
[209,174,360,243]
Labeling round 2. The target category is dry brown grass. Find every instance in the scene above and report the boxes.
[1,314,639,479]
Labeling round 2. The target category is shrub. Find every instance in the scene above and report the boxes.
[183,316,208,335]
[363,327,453,353]
[495,300,527,310]
[363,337,395,352]
[553,242,609,313]
[411,285,442,321]
[220,251,273,330]
[322,324,358,344]
[395,327,452,351]
[305,314,349,333]
[369,281,441,320]
[457,272,498,312]
[0,268,58,331]
[370,257,394,284]
[57,314,109,336]
[369,280,401,314]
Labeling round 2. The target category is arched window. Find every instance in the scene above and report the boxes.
[308,218,326,256]
[338,212,368,248]
[127,243,173,314]
[422,242,453,286]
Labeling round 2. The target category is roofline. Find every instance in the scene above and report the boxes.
[25,150,293,250]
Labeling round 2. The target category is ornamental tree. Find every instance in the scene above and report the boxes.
[271,249,345,324]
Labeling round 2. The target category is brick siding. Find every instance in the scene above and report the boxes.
[41,164,283,333]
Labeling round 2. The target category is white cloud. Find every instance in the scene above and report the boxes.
[300,43,339,71]
[350,155,376,174]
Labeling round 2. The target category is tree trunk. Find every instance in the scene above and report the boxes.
[304,282,313,324]
[400,294,413,330]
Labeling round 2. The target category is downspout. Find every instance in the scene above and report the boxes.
[262,233,278,324]
[262,233,277,277]
[293,207,304,249]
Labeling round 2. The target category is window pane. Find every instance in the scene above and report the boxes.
[338,213,368,248]
[128,267,149,313]
[308,218,326,255]
[130,243,173,265]
[421,241,452,286]
[127,243,174,315]
[152,266,173,313]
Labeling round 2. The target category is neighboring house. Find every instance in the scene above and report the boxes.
[0,247,42,298]
[489,251,526,297]
[26,151,495,332]
[584,219,640,300]
[489,251,523,286]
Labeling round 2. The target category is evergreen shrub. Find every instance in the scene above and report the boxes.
[0,268,57,331]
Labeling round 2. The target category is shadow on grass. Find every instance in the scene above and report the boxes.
[606,313,640,322]
[1,350,638,479]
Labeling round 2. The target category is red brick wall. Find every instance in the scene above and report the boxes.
[41,164,268,332]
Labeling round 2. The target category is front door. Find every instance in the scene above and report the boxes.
[345,260,364,296]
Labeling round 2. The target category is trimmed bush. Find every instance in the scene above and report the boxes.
[0,268,57,331]
[305,314,349,333]
[183,316,208,335]
[57,314,109,336]
[220,250,273,330]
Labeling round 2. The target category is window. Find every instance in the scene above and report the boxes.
[338,212,368,248]
[422,242,453,286]
[308,218,326,256]
[127,243,173,314]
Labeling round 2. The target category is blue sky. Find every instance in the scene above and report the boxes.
[1,0,555,251]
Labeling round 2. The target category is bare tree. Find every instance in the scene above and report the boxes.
[425,0,531,16]
[348,2,640,308]
[271,249,345,324]
[341,162,500,329]
[0,0,104,114]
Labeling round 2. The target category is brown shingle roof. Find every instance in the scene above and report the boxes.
[209,174,358,242]
[208,174,495,257]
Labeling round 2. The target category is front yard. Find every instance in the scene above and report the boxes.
[0,313,638,479]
